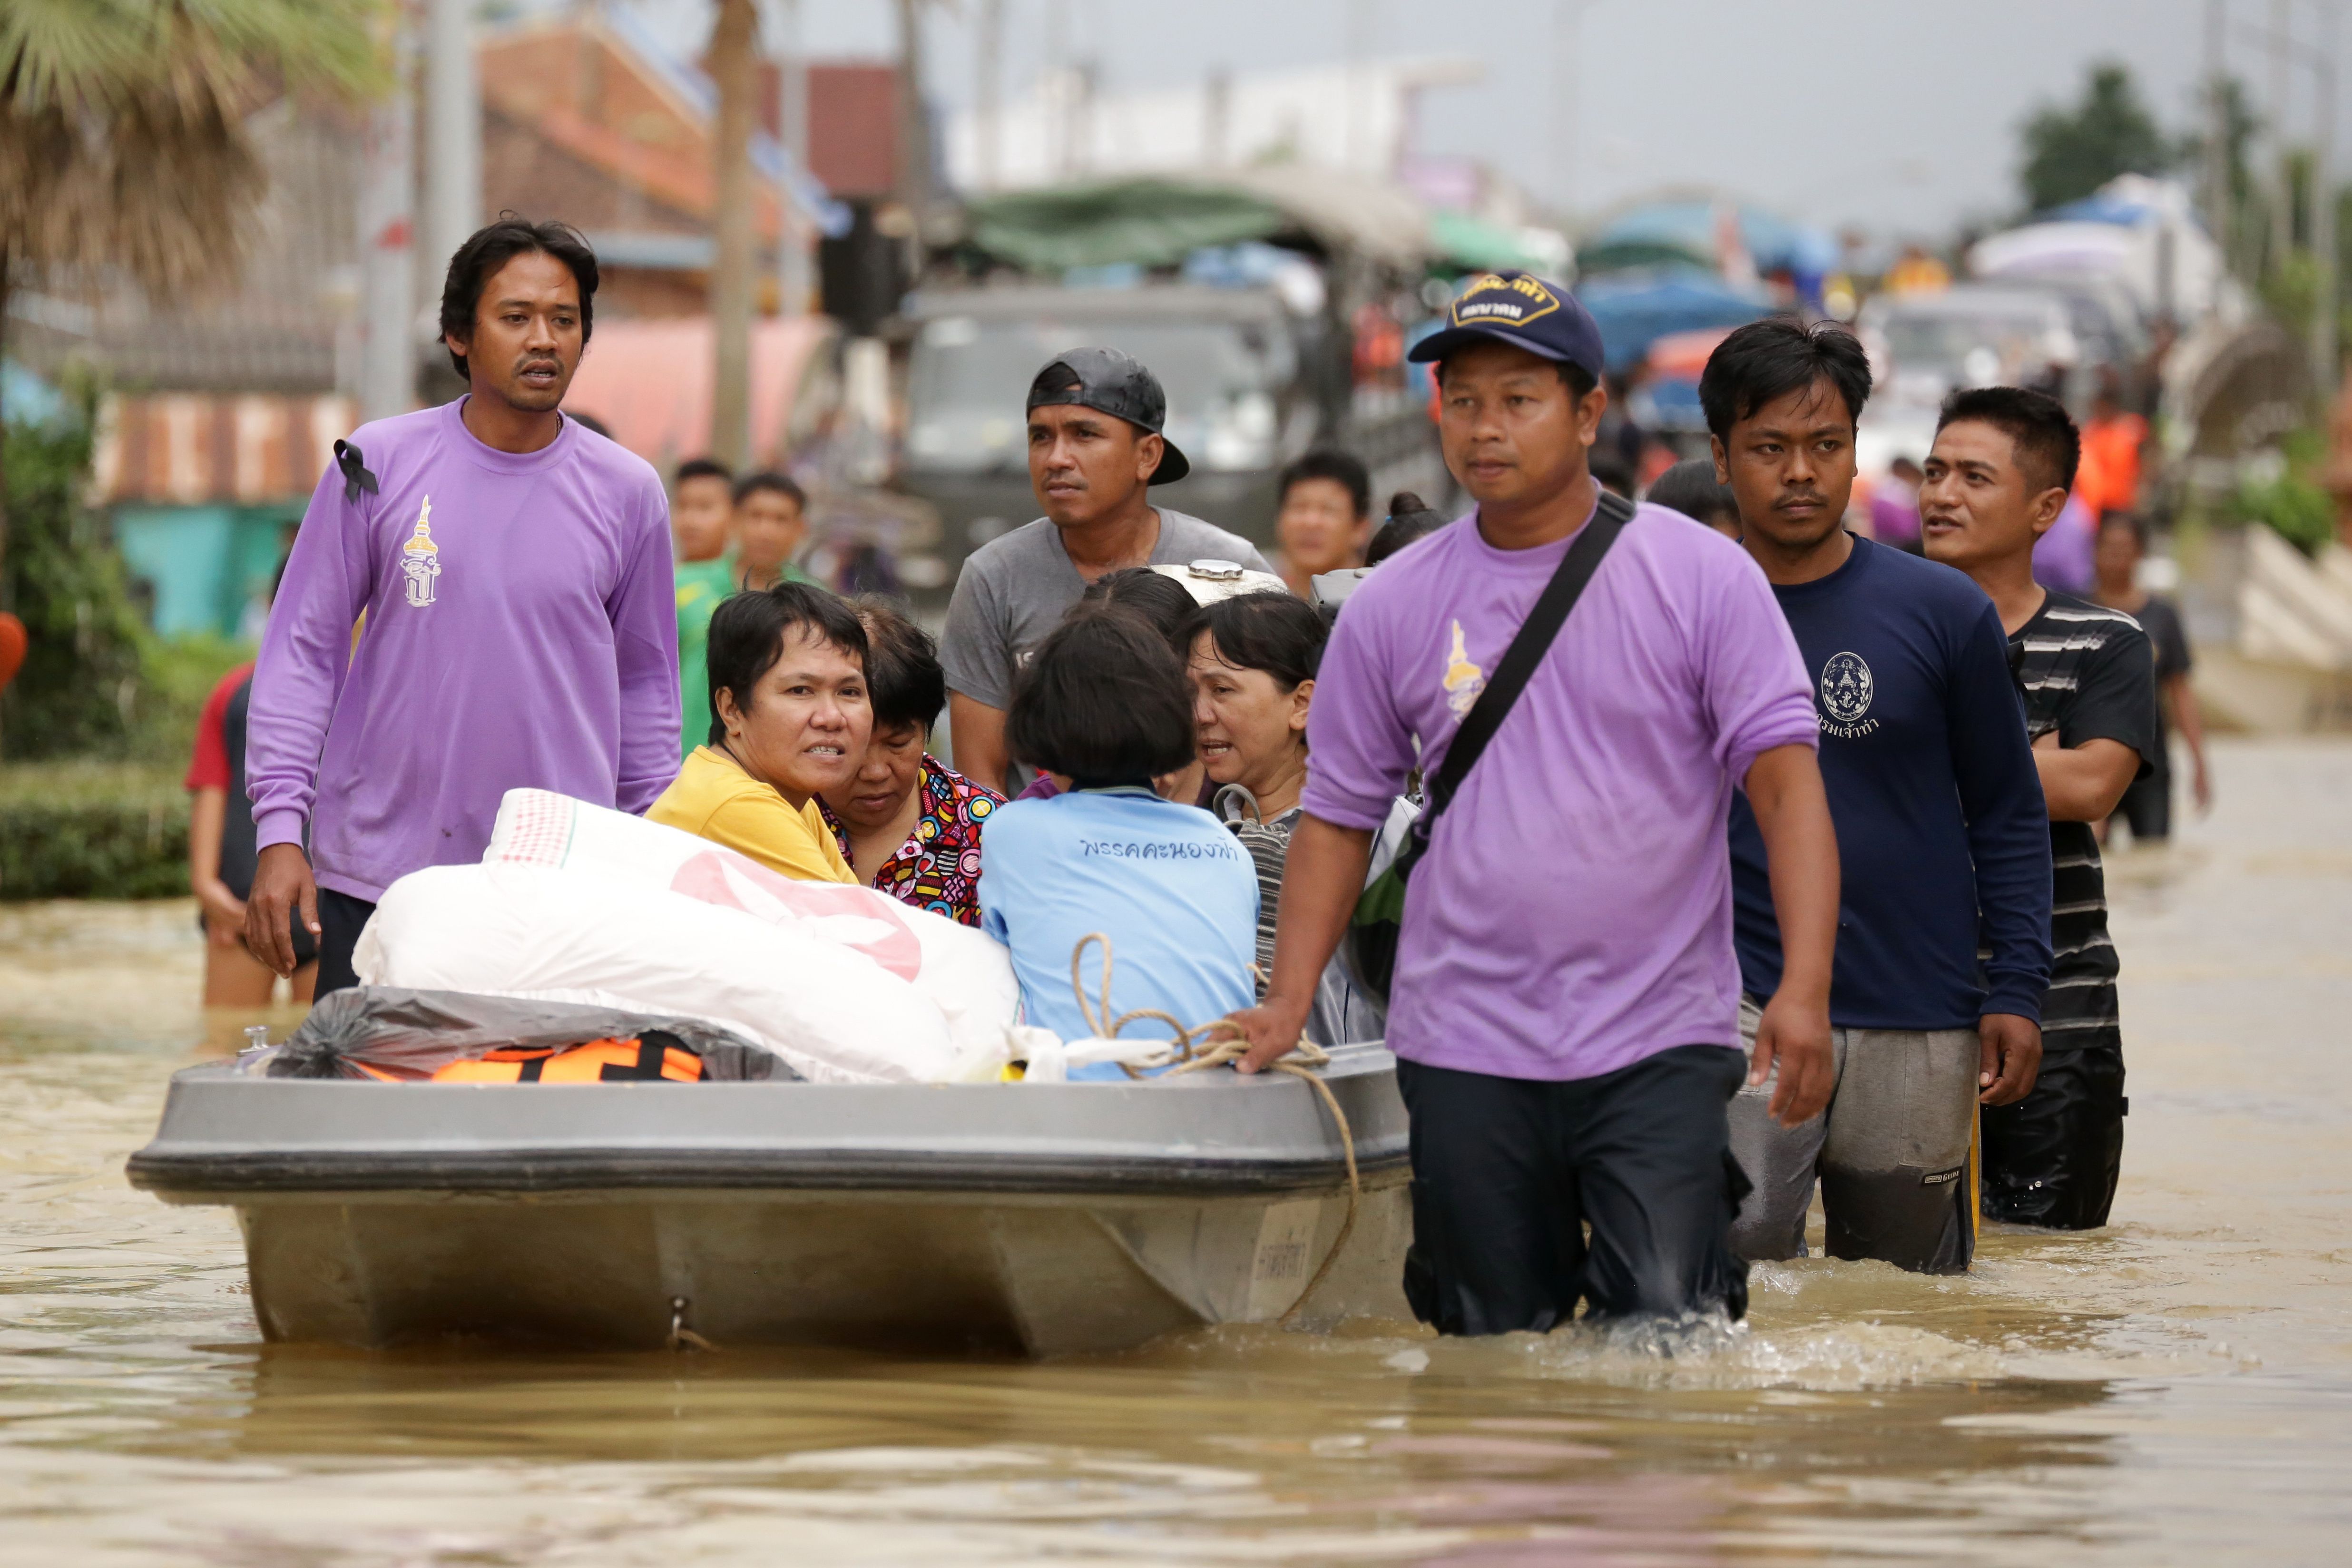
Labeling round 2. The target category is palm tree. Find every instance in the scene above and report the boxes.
[0,0,381,566]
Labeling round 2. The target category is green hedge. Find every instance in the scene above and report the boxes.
[0,762,188,899]
[2237,427,2337,556]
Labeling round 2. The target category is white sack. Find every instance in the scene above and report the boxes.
[355,862,956,1084]
[484,788,1019,1059]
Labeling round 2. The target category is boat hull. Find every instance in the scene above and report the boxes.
[131,1047,1412,1355]
[227,1182,1409,1355]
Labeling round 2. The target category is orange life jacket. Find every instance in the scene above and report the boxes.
[405,1035,704,1084]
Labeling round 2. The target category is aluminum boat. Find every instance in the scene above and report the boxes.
[126,1046,1410,1356]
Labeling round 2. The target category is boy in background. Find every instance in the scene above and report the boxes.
[1644,458,1742,538]
[735,471,816,593]
[189,658,319,1007]
[1273,449,1374,596]
[2090,512,2210,841]
[673,456,735,762]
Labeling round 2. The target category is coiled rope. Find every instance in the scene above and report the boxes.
[1068,933,1360,1327]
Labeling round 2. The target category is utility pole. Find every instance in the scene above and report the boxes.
[2312,4,2341,395]
[1550,0,1587,222]
[423,0,480,287]
[709,0,758,469]
[895,0,931,223]
[1046,0,1072,178]
[2274,0,2295,276]
[2205,0,2231,280]
[776,0,813,316]
[1204,67,1231,168]
[1345,0,1375,174]
[976,0,1003,191]
[358,4,418,423]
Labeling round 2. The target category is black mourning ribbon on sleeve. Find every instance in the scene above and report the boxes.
[333,439,379,504]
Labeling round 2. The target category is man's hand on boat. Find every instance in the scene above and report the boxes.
[246,843,322,979]
[1224,992,1316,1075]
[1226,815,1373,1075]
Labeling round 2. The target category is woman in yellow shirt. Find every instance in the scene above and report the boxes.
[649,582,868,883]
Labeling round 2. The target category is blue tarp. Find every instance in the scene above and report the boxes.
[1575,271,1770,373]
[2042,192,2159,227]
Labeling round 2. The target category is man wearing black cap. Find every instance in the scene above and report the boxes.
[941,348,1270,794]
[1223,272,1841,1332]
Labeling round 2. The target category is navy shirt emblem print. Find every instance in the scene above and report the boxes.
[1820,651,1874,726]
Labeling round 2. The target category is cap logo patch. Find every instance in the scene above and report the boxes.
[1452,272,1561,331]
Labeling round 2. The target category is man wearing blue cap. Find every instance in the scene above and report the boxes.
[1224,272,1841,1332]
[942,347,1270,794]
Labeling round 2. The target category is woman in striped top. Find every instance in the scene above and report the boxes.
[1186,591,1383,1046]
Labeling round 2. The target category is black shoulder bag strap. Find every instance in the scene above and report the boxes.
[1391,489,1634,882]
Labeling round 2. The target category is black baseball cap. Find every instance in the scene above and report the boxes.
[1026,347,1191,485]
[1407,270,1606,384]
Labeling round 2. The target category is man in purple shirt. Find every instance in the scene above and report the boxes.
[244,219,679,993]
[1225,272,1842,1333]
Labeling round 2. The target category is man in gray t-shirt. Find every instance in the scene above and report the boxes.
[941,347,1270,792]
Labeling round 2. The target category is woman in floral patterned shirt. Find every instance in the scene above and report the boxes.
[818,600,1003,925]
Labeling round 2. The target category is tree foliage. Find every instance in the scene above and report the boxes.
[2019,62,2175,215]
[0,1,381,755]
[0,0,382,296]
[0,399,146,756]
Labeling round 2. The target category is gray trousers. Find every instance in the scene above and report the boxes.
[1727,997,1980,1274]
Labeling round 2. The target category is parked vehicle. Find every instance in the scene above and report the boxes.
[1855,284,2090,477]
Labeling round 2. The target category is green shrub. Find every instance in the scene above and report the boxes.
[1,400,151,758]
[0,761,187,899]
[2237,427,2337,556]
[4,386,252,764]
[127,634,250,765]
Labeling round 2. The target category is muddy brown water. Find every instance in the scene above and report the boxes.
[2,737,2348,1564]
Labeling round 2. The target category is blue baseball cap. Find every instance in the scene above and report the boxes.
[1408,270,1605,382]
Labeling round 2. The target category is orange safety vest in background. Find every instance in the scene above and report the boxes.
[2074,413,2148,516]
[421,1036,704,1084]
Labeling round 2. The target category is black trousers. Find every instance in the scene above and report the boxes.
[1396,1044,1752,1335]
[2116,762,2172,842]
[314,888,379,1000]
[1980,1043,2126,1230]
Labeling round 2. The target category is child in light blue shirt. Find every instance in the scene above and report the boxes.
[977,603,1257,1077]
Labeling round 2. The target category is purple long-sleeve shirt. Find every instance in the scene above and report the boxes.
[248,400,679,902]
[1303,495,1820,1082]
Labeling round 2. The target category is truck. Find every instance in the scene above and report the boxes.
[894,282,1444,597]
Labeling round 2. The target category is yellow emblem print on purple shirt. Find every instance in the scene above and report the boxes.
[401,497,441,608]
[1442,619,1486,719]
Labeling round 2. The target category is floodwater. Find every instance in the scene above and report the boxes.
[2,740,2348,1565]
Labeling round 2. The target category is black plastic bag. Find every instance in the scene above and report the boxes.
[266,986,796,1082]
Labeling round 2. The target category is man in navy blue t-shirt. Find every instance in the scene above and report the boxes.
[1697,320,2052,1274]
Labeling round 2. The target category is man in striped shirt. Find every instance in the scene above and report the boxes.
[1920,386,2160,1230]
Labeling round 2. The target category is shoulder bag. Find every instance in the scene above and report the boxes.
[1344,489,1635,1003]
